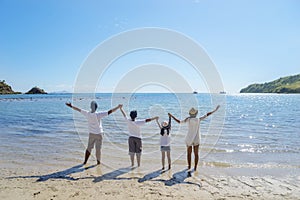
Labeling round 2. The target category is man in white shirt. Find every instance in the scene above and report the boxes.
[66,101,121,165]
[120,106,158,167]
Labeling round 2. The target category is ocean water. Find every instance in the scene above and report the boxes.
[0,93,299,175]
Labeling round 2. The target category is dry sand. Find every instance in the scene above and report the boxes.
[1,163,299,200]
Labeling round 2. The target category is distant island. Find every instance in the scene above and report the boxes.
[240,74,300,93]
[0,80,21,94]
[26,87,47,94]
[0,81,47,95]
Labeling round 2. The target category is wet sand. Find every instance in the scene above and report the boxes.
[1,163,299,200]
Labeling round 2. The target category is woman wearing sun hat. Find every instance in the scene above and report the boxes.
[169,105,220,171]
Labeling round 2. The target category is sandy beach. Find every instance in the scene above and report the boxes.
[1,163,299,200]
[1,94,300,199]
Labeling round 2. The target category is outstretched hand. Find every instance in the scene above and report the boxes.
[215,105,220,111]
[65,102,72,107]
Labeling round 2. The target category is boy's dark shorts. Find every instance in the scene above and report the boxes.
[128,136,142,154]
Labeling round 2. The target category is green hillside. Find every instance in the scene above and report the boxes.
[0,80,21,94]
[240,74,300,93]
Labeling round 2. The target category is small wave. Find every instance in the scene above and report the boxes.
[202,161,232,168]
[232,163,300,169]
[199,147,235,153]
[240,148,256,153]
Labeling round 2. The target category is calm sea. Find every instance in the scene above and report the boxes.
[0,93,299,175]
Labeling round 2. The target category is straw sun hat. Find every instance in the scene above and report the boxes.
[189,107,198,117]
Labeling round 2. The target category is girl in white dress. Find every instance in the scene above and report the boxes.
[156,114,172,170]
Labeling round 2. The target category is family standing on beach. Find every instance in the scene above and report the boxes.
[66,101,220,171]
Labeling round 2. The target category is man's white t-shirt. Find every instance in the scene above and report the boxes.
[125,118,146,139]
[80,109,108,134]
[184,117,201,146]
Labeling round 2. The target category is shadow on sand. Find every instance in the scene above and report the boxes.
[7,164,97,182]
[138,169,168,183]
[93,166,137,183]
[163,169,201,187]
[142,169,201,188]
[8,165,201,188]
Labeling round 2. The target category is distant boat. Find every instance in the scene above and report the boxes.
[219,91,226,94]
[193,91,198,94]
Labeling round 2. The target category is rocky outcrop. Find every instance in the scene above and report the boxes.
[0,80,21,94]
[25,87,47,94]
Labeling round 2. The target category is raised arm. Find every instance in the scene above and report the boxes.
[108,104,122,115]
[156,118,162,129]
[65,102,81,112]
[146,116,159,123]
[120,106,127,118]
[168,113,183,124]
[200,105,220,120]
[166,115,172,129]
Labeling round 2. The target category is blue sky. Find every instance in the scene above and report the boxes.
[1,0,299,93]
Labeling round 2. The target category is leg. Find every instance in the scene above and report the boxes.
[136,153,141,167]
[136,138,142,167]
[84,134,95,164]
[128,137,135,166]
[83,149,91,165]
[187,146,192,170]
[161,151,165,170]
[95,135,103,165]
[130,153,135,167]
[193,145,199,171]
[167,151,171,169]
